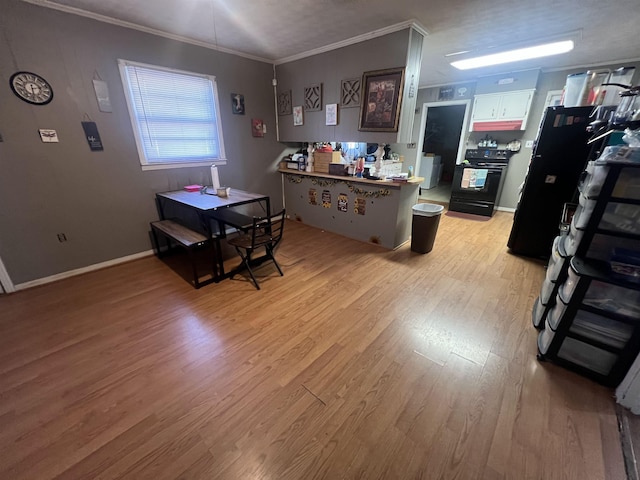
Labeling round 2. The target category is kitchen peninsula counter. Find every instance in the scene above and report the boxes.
[279,169,423,249]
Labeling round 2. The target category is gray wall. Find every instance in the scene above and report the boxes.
[0,0,286,284]
[275,29,411,145]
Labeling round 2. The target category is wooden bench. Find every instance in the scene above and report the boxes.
[150,219,216,288]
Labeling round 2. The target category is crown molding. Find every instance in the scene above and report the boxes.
[274,20,429,65]
[20,0,274,64]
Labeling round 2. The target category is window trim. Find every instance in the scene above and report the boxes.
[117,59,227,170]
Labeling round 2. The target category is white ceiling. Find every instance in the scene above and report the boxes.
[26,0,640,86]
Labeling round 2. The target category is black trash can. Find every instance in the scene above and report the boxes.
[411,203,444,254]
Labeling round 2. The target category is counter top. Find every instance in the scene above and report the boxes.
[278,168,423,188]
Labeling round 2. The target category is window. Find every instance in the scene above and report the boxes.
[118,59,226,170]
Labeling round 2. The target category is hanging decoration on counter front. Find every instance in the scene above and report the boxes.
[321,190,331,208]
[230,93,245,114]
[308,188,318,205]
[311,178,339,188]
[355,197,366,215]
[346,183,391,198]
[337,193,348,212]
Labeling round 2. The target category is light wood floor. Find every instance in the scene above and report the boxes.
[0,212,626,479]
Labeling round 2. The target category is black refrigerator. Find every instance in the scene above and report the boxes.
[507,106,594,258]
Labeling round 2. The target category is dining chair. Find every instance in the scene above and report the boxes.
[227,209,285,290]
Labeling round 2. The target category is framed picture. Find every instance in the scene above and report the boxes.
[251,118,264,137]
[231,93,245,114]
[326,103,338,125]
[293,106,304,126]
[359,67,405,132]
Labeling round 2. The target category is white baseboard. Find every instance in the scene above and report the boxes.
[496,206,516,213]
[14,250,155,291]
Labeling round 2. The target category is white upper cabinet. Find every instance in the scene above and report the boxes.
[470,89,535,131]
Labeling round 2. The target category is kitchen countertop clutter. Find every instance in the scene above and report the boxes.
[279,141,415,184]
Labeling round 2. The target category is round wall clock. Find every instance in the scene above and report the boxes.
[10,71,53,105]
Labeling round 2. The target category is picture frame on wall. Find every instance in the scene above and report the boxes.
[251,118,264,137]
[359,67,405,132]
[293,106,304,126]
[325,104,338,126]
[231,93,245,114]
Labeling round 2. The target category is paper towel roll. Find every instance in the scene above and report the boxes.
[210,165,220,190]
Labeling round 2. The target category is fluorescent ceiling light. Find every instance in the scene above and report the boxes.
[450,40,574,70]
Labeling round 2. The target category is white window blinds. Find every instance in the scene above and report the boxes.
[119,60,226,167]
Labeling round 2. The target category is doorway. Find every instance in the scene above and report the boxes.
[416,100,470,204]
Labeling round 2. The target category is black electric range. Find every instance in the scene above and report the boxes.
[449,149,513,217]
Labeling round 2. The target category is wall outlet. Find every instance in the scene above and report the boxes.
[57,233,67,242]
[525,140,534,148]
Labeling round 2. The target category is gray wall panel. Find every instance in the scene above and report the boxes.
[275,29,411,145]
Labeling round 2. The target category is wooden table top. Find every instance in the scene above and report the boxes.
[157,189,268,211]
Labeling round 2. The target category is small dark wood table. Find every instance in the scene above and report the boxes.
[156,188,270,282]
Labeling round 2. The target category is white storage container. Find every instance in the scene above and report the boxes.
[538,320,556,354]
[545,236,569,283]
[572,194,597,229]
[557,337,618,376]
[570,310,634,349]
[540,277,555,304]
[563,221,585,256]
[547,294,568,330]
[559,264,580,300]
[580,161,609,198]
[532,296,546,328]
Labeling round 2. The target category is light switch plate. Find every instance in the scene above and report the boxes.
[525,140,534,148]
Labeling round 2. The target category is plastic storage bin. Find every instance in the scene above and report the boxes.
[559,264,580,300]
[612,167,640,200]
[584,234,640,264]
[556,337,618,376]
[600,202,640,235]
[563,222,585,256]
[538,319,557,354]
[546,236,570,283]
[582,279,640,319]
[579,161,609,198]
[411,203,444,254]
[532,296,546,328]
[540,278,555,304]
[572,194,597,229]
[570,310,634,349]
[547,294,568,330]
